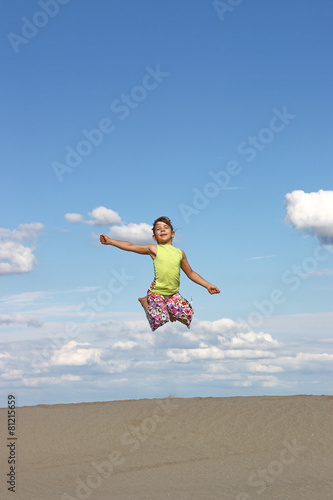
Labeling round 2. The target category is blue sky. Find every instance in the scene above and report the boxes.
[1,0,333,406]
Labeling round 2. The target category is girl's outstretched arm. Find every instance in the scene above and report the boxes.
[181,251,220,294]
[100,234,156,257]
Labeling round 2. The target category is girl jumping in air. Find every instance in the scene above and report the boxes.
[100,216,220,332]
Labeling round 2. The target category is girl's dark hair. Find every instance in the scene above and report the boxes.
[152,216,174,235]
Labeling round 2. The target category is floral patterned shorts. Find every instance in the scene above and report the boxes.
[145,288,194,332]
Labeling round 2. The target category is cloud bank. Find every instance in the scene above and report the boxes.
[2,288,333,406]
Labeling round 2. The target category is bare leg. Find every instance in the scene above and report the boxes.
[138,296,148,310]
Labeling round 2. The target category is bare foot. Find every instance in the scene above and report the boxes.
[138,296,148,310]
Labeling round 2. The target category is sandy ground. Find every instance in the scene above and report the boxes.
[1,395,332,500]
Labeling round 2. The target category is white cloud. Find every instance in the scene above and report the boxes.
[166,346,275,363]
[65,206,122,226]
[104,360,131,373]
[109,223,152,243]
[218,331,279,348]
[224,349,275,359]
[0,241,37,274]
[195,318,248,334]
[247,375,280,387]
[0,290,50,307]
[305,269,333,276]
[279,352,333,369]
[88,206,122,225]
[262,377,280,387]
[65,213,84,224]
[246,362,284,373]
[261,311,333,335]
[0,314,42,328]
[249,255,277,261]
[64,207,153,243]
[61,374,82,381]
[22,374,82,386]
[0,288,98,313]
[113,341,138,350]
[0,223,44,242]
[285,189,333,244]
[1,369,24,380]
[0,352,11,359]
[0,223,44,275]
[50,341,102,366]
[233,380,252,387]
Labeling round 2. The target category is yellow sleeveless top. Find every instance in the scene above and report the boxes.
[150,245,183,295]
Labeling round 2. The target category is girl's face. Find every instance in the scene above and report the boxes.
[153,222,174,244]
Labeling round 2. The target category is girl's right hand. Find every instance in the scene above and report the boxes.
[100,234,110,245]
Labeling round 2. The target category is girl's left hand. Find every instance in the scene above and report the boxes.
[207,285,220,294]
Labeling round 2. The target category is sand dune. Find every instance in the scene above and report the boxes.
[1,395,332,499]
